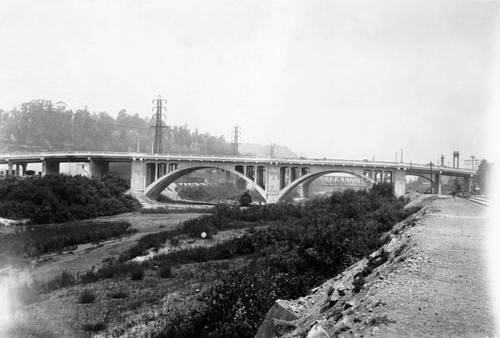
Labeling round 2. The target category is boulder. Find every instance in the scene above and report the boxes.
[254,300,299,338]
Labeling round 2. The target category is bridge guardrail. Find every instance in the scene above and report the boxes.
[0,151,476,174]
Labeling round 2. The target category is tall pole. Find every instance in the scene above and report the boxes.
[430,161,433,194]
[401,149,403,163]
[231,125,241,156]
[150,96,167,154]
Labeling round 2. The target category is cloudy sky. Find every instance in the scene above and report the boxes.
[1,0,499,165]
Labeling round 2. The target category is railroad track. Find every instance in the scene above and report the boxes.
[463,196,494,207]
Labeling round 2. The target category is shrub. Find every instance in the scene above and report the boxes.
[158,263,174,278]
[34,270,76,292]
[353,273,365,293]
[78,289,96,304]
[82,322,106,332]
[108,291,128,299]
[170,237,180,247]
[130,267,144,281]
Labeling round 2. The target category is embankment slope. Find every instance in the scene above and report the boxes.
[257,197,496,337]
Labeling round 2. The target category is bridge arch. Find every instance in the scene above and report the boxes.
[143,165,267,201]
[406,173,432,183]
[276,170,375,202]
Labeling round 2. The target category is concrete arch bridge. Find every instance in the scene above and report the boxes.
[0,152,475,204]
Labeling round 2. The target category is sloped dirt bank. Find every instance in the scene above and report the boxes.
[257,196,496,337]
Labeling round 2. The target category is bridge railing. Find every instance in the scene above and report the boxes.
[0,151,476,174]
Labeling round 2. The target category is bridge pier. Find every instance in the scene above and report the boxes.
[393,169,406,197]
[463,175,472,195]
[130,159,146,191]
[42,160,60,176]
[433,172,442,195]
[89,159,109,178]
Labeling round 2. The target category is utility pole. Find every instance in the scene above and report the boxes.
[150,95,167,154]
[270,143,277,158]
[231,125,241,157]
[429,161,433,194]
[465,156,479,171]
[401,149,403,163]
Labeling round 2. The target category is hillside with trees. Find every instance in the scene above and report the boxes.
[0,100,232,155]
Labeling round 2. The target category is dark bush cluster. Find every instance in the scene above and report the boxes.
[0,174,140,224]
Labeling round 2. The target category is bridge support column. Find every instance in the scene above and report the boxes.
[433,172,442,195]
[463,175,472,195]
[6,162,13,176]
[89,159,109,178]
[157,163,167,178]
[42,160,60,176]
[131,159,146,191]
[266,166,280,203]
[256,166,265,189]
[393,169,406,197]
[20,163,27,175]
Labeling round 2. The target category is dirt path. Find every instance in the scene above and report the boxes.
[363,198,496,336]
[29,213,204,281]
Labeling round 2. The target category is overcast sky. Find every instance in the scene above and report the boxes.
[1,0,499,165]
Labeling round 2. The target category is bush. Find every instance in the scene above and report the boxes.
[78,289,96,304]
[108,291,128,299]
[158,263,173,278]
[130,267,144,281]
[82,322,106,332]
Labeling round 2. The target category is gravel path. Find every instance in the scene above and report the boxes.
[369,198,496,337]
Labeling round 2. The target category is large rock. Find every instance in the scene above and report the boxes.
[255,299,299,338]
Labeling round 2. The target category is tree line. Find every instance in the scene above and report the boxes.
[0,99,232,154]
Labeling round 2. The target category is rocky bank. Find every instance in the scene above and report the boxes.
[256,195,496,337]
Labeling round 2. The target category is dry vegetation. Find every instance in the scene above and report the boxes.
[0,183,421,337]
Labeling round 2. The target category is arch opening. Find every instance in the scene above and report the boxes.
[277,170,374,202]
[144,165,267,203]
